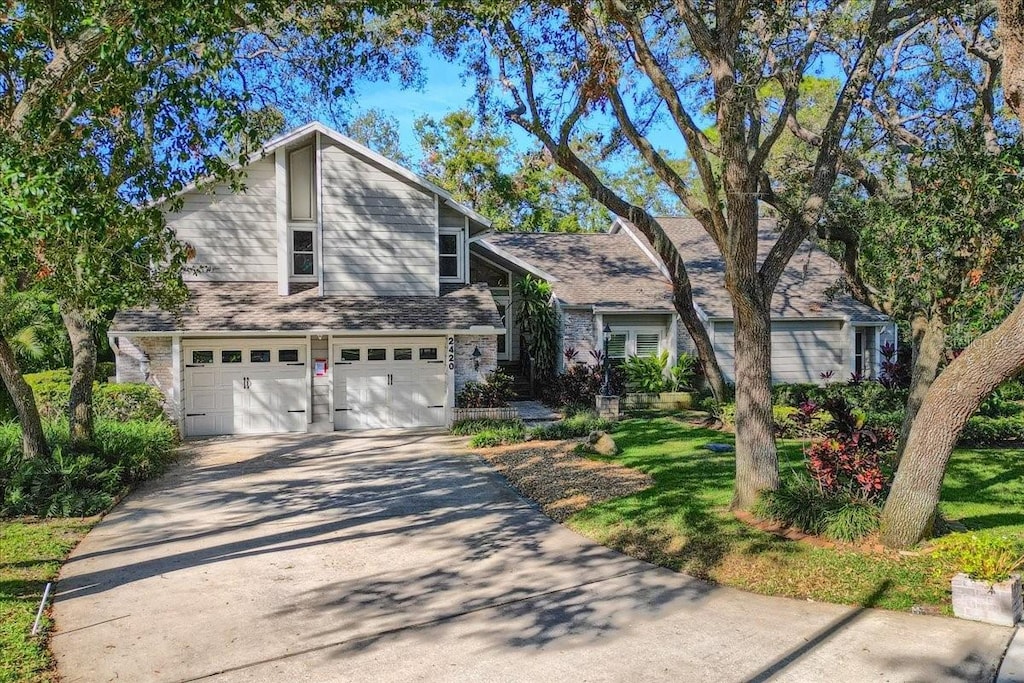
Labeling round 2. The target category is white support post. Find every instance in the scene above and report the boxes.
[171,335,184,435]
[275,147,289,296]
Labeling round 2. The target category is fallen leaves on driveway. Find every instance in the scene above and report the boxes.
[474,441,653,522]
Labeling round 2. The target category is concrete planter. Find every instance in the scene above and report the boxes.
[951,573,1023,626]
[450,407,519,424]
[595,395,621,421]
[621,391,695,412]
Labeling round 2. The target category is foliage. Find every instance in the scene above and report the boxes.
[772,379,908,415]
[469,423,528,448]
[666,354,698,392]
[753,474,882,542]
[450,418,525,436]
[455,370,515,408]
[530,412,611,441]
[0,287,70,373]
[542,362,625,411]
[996,377,1024,402]
[932,533,1024,584]
[344,108,410,165]
[1,419,178,516]
[804,434,893,503]
[14,370,165,422]
[621,351,669,393]
[415,110,611,233]
[514,276,558,378]
[773,404,832,439]
[961,415,1024,445]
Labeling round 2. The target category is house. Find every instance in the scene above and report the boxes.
[471,218,895,386]
[111,122,505,437]
[112,121,895,437]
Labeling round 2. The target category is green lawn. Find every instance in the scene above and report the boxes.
[565,417,1024,612]
[1,518,94,683]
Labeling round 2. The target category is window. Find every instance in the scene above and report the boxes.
[419,347,438,361]
[439,228,465,282]
[340,348,360,362]
[635,333,661,357]
[192,350,213,364]
[291,229,315,278]
[394,348,412,361]
[250,350,271,363]
[222,350,242,363]
[288,145,315,222]
[496,303,507,356]
[606,333,627,361]
[367,348,386,361]
[854,327,876,378]
[278,349,299,363]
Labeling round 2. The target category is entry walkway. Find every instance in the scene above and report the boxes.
[51,431,1011,682]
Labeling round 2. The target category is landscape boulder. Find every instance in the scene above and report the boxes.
[587,430,619,456]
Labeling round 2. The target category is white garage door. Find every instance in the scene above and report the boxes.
[333,337,447,429]
[713,320,844,384]
[183,339,308,437]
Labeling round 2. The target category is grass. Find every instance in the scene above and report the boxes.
[1,517,94,683]
[562,417,1024,613]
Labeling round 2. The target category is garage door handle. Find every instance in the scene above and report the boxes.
[186,413,206,417]
[427,360,443,364]
[336,362,352,365]
[287,362,305,366]
[335,408,352,412]
[287,409,305,413]
[429,405,444,409]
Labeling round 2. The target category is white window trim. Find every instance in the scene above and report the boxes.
[439,227,467,283]
[289,225,318,281]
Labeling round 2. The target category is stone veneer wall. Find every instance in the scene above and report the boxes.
[114,336,179,422]
[454,335,497,395]
[562,309,597,363]
[676,314,700,356]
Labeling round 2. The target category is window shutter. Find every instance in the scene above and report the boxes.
[635,333,661,357]
[607,333,627,359]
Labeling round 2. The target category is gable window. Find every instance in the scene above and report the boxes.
[288,145,315,222]
[291,228,316,278]
[439,228,465,282]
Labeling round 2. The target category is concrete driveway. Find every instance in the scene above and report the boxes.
[52,431,1011,682]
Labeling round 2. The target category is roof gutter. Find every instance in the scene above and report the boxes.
[108,326,506,338]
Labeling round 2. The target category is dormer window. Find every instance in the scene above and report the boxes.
[288,145,315,222]
[439,228,465,282]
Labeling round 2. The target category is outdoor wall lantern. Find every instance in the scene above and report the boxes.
[601,323,612,396]
[472,346,482,371]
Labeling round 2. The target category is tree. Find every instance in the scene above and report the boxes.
[877,0,1024,548]
[345,108,411,165]
[395,1,933,507]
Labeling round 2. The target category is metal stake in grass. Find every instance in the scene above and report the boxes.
[31,582,52,636]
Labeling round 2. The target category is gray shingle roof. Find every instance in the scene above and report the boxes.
[647,217,889,322]
[111,282,502,334]
[479,232,674,310]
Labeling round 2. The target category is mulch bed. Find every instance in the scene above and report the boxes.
[474,440,653,522]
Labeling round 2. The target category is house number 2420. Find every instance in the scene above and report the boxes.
[447,337,455,371]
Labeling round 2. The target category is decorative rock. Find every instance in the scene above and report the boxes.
[704,443,735,453]
[590,431,619,456]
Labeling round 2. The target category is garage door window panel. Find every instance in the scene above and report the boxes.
[222,350,242,363]
[419,348,438,361]
[340,349,360,362]
[367,348,386,361]
[394,348,413,361]
[278,349,300,363]
[250,350,271,363]
[191,350,213,365]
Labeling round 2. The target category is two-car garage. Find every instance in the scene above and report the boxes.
[182,336,450,437]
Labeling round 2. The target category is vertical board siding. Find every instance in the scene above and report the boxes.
[170,158,278,282]
[713,320,845,384]
[320,140,437,296]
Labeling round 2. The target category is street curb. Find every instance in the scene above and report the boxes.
[998,626,1023,682]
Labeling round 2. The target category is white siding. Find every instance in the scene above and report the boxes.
[320,140,437,295]
[713,319,845,384]
[170,158,278,282]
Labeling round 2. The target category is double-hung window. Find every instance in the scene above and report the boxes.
[290,228,316,279]
[439,228,465,282]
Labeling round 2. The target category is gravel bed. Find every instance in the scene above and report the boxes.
[475,440,653,522]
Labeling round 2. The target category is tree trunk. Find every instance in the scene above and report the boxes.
[895,314,944,462]
[880,297,1024,548]
[729,287,779,509]
[0,334,49,459]
[61,307,97,453]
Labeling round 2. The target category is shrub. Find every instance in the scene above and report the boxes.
[95,361,116,381]
[530,411,611,440]
[1,418,178,517]
[542,363,624,411]
[456,370,515,408]
[772,383,820,409]
[666,354,698,392]
[773,404,832,439]
[961,415,1024,445]
[753,474,882,542]
[468,423,527,447]
[450,418,524,436]
[996,378,1024,402]
[932,533,1024,584]
[622,351,670,393]
[94,384,166,422]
